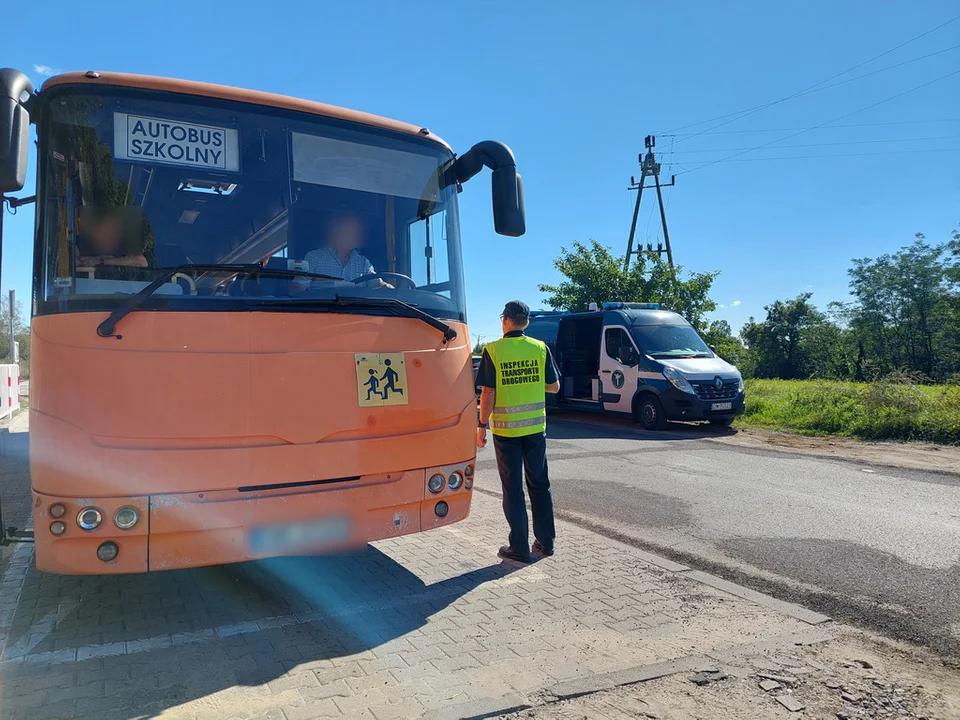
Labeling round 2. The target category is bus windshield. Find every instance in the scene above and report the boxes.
[35,88,466,322]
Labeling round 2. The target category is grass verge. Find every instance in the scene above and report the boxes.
[738,379,960,445]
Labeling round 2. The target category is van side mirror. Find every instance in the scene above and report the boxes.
[453,141,526,237]
[709,344,718,354]
[0,69,33,193]
[617,346,637,366]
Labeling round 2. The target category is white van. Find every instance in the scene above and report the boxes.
[526,303,744,430]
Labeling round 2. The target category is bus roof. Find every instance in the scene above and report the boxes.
[40,71,453,152]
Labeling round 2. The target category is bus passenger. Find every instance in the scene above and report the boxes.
[76,207,148,268]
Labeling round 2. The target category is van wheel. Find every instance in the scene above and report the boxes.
[709,418,734,428]
[635,395,666,431]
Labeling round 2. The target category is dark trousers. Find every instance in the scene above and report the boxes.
[492,431,556,552]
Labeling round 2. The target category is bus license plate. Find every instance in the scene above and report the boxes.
[711,402,733,412]
[248,517,351,556]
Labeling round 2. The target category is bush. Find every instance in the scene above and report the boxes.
[740,378,960,445]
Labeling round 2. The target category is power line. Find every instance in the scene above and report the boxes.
[676,68,960,176]
[677,147,960,165]
[670,118,960,137]
[667,134,960,154]
[778,43,960,97]
[662,13,960,140]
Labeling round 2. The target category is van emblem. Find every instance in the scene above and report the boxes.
[714,376,723,390]
[612,370,625,389]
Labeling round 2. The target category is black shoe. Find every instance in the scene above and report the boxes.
[533,540,554,557]
[498,546,533,564]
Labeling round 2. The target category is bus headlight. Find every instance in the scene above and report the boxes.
[50,521,66,536]
[428,474,445,493]
[114,507,139,530]
[77,508,103,531]
[663,367,695,394]
[49,503,67,518]
[448,471,464,490]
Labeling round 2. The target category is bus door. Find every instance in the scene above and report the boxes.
[600,325,639,414]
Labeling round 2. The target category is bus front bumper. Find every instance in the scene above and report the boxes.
[31,461,473,575]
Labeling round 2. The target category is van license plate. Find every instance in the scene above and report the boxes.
[711,402,733,412]
[248,517,351,556]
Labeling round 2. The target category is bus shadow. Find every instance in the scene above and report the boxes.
[0,546,520,718]
[0,424,33,531]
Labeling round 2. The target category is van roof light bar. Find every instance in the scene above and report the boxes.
[602,302,661,310]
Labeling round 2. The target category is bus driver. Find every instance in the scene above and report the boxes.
[304,214,392,288]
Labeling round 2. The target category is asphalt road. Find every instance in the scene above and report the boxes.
[475,412,960,659]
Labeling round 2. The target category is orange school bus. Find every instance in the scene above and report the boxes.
[0,68,525,574]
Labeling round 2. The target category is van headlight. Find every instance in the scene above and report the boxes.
[663,367,695,394]
[737,376,745,393]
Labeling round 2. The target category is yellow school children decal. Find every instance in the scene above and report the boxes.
[355,353,408,407]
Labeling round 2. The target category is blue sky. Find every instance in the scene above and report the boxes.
[3,0,959,343]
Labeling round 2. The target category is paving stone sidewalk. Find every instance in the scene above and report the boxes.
[0,420,830,720]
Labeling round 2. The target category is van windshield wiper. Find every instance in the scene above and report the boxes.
[651,351,712,359]
[252,295,458,343]
[96,263,344,338]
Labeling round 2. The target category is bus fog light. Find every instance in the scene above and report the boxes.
[114,507,139,530]
[49,503,66,518]
[427,474,445,493]
[50,521,66,536]
[464,465,474,477]
[77,508,103,531]
[448,471,463,490]
[435,501,449,518]
[465,477,473,490]
[97,542,119,562]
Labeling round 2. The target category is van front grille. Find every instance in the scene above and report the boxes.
[691,380,739,401]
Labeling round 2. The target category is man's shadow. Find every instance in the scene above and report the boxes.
[0,547,522,719]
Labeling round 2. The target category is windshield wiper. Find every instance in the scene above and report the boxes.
[96,263,345,338]
[650,351,711,359]
[253,295,458,343]
[97,265,458,343]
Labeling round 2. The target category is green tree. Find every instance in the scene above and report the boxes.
[740,294,825,380]
[538,240,718,331]
[847,233,957,381]
[702,320,751,371]
[0,295,30,371]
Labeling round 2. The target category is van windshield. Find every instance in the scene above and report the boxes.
[631,325,712,358]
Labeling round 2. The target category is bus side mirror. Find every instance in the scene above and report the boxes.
[0,69,33,193]
[453,141,526,238]
[491,166,525,238]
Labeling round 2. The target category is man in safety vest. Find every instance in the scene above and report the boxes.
[477,300,561,563]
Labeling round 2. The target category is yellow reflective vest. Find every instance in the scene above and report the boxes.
[485,335,548,437]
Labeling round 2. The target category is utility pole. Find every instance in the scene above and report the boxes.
[7,290,13,364]
[624,135,675,273]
